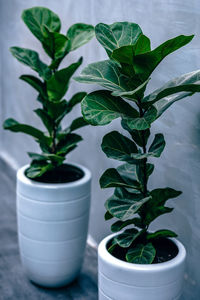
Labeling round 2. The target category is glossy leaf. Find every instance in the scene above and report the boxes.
[113,228,141,248]
[126,243,156,264]
[47,57,82,101]
[66,117,88,133]
[20,75,47,99]
[104,211,113,220]
[3,118,50,145]
[81,90,138,126]
[111,218,143,232]
[67,23,94,51]
[121,119,150,147]
[67,92,87,112]
[100,168,140,189]
[56,133,82,155]
[116,163,141,188]
[26,161,54,178]
[34,108,53,135]
[143,70,200,108]
[95,22,142,57]
[147,230,177,240]
[22,7,61,42]
[123,106,157,131]
[10,47,52,80]
[28,152,64,165]
[101,131,138,163]
[133,34,194,80]
[105,188,152,221]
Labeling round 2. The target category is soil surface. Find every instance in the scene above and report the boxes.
[28,164,84,184]
[108,237,178,264]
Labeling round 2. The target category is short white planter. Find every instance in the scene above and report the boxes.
[17,163,91,288]
[98,233,186,300]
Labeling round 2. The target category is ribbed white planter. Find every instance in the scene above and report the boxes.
[17,163,91,288]
[98,233,186,300]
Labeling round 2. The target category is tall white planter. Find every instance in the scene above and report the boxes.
[98,233,186,300]
[17,163,91,288]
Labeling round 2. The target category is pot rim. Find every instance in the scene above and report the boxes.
[98,232,186,271]
[17,163,91,188]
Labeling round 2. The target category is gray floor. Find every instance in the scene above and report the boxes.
[0,158,98,300]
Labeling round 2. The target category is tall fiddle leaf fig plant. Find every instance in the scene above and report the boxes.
[75,22,200,263]
[3,7,94,179]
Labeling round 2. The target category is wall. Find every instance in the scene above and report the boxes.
[0,1,200,298]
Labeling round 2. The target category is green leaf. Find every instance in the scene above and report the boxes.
[74,60,131,94]
[10,47,51,80]
[28,152,65,165]
[105,188,152,221]
[133,35,194,80]
[144,188,182,225]
[105,211,113,220]
[26,161,54,179]
[95,22,142,57]
[20,75,47,99]
[22,7,61,43]
[42,27,69,60]
[111,218,143,232]
[148,133,166,157]
[131,133,166,160]
[121,119,150,147]
[67,92,87,112]
[46,100,68,121]
[123,106,157,131]
[34,108,53,135]
[100,168,140,189]
[67,23,94,51]
[101,131,138,163]
[147,230,177,240]
[3,118,50,145]
[143,70,200,108]
[47,57,82,101]
[56,133,82,155]
[114,228,141,248]
[81,90,138,126]
[66,117,88,133]
[126,243,156,264]
[116,163,142,190]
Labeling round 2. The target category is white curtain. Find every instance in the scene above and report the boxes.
[1,1,200,298]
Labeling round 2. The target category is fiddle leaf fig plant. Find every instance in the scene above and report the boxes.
[3,7,94,179]
[75,22,200,264]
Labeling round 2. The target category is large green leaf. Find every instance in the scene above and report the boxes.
[81,90,138,126]
[26,161,54,178]
[67,23,94,51]
[131,133,166,160]
[101,131,138,163]
[126,243,156,264]
[113,228,141,248]
[67,92,87,112]
[47,57,82,101]
[20,75,47,99]
[28,152,65,165]
[144,188,182,225]
[95,22,142,57]
[105,188,152,221]
[10,47,52,80]
[3,118,50,145]
[22,7,61,42]
[147,229,177,241]
[111,218,144,232]
[143,70,200,108]
[42,27,69,60]
[34,108,53,135]
[56,133,82,155]
[121,119,150,147]
[133,35,194,80]
[123,106,157,131]
[116,163,141,190]
[45,100,68,121]
[100,168,140,189]
[74,60,130,93]
[65,117,88,133]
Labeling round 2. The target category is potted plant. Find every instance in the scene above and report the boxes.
[3,7,94,288]
[75,22,200,299]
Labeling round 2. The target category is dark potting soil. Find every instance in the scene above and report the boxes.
[27,164,84,184]
[108,237,178,264]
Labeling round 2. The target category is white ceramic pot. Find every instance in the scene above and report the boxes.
[98,233,186,300]
[17,163,91,288]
